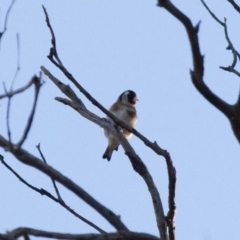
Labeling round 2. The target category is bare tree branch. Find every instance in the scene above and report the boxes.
[0,0,16,42]
[41,6,179,239]
[201,1,240,77]
[0,134,128,232]
[35,143,106,233]
[2,33,21,146]
[158,0,232,119]
[0,77,35,100]
[1,228,160,240]
[0,156,106,234]
[41,5,177,177]
[0,155,55,199]
[198,0,240,141]
[220,18,240,76]
[200,0,224,26]
[42,5,62,66]
[41,66,167,239]
[165,151,176,240]
[10,33,21,90]
[227,0,240,14]
[17,76,42,147]
[156,0,240,144]
[36,143,62,200]
[4,81,12,144]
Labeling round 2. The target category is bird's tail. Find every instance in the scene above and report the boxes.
[102,146,118,161]
[102,147,113,161]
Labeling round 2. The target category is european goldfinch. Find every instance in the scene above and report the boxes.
[102,90,138,161]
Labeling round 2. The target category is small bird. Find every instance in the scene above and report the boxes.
[102,90,138,161]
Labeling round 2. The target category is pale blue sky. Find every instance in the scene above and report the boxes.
[1,1,240,239]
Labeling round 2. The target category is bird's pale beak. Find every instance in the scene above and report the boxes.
[133,96,139,103]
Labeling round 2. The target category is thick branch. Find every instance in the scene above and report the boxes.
[1,228,159,240]
[0,134,128,232]
[0,156,105,234]
[227,0,240,14]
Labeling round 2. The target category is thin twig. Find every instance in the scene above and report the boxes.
[0,157,59,202]
[220,66,240,77]
[17,76,42,147]
[198,0,240,141]
[0,0,16,41]
[201,1,240,76]
[10,33,21,90]
[200,0,224,26]
[42,5,62,66]
[36,143,62,201]
[0,78,35,100]
[0,156,106,234]
[219,18,240,75]
[3,82,12,145]
[2,33,21,146]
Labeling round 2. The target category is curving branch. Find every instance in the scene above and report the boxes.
[0,228,160,240]
[0,134,128,232]
[157,0,240,143]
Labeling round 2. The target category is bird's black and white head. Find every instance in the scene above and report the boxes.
[118,90,138,105]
